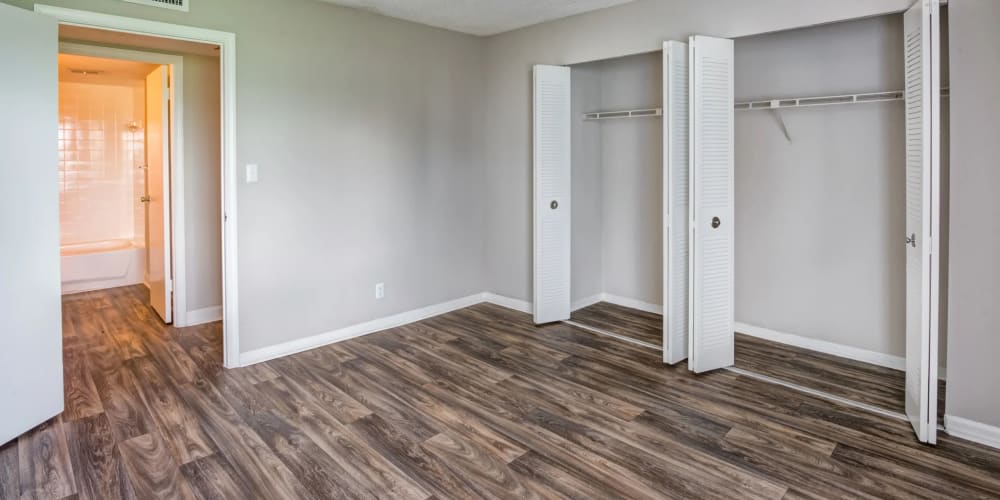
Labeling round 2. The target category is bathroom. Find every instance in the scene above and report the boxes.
[58,51,170,319]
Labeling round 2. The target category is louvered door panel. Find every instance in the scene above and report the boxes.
[533,65,571,324]
[903,0,940,445]
[663,41,689,364]
[688,36,735,373]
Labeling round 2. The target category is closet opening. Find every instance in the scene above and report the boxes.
[563,52,666,351]
[726,9,950,425]
[534,2,949,444]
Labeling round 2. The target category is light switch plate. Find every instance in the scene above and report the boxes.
[246,164,259,183]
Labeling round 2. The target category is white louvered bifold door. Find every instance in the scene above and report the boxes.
[903,0,941,445]
[663,41,690,364]
[688,36,735,373]
[533,65,572,324]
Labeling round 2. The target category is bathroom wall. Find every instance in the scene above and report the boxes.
[58,79,145,246]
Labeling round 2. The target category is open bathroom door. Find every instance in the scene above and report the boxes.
[663,40,690,364]
[688,35,735,373]
[0,3,63,445]
[903,0,941,445]
[533,64,571,324]
[146,65,173,324]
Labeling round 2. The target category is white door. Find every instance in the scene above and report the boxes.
[663,41,690,364]
[688,36,735,373]
[904,0,941,445]
[145,65,173,323]
[533,64,571,324]
[0,4,63,445]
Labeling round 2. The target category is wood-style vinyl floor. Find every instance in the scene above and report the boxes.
[3,287,1000,499]
[572,301,945,416]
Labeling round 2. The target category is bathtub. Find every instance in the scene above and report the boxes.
[61,239,146,294]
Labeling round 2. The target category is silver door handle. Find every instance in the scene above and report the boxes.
[906,233,916,247]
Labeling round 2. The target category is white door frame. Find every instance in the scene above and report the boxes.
[37,4,240,368]
[59,42,184,322]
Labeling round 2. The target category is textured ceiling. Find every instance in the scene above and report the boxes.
[318,0,637,36]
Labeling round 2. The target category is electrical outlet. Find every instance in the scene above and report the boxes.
[375,283,385,299]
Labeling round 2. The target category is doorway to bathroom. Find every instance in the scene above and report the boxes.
[57,48,177,323]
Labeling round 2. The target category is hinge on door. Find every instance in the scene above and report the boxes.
[166,278,173,293]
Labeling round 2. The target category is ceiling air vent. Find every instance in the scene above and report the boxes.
[119,0,188,12]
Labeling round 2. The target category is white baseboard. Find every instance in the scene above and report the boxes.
[571,293,604,311]
[945,415,1000,450]
[481,292,532,314]
[571,293,663,315]
[61,276,144,295]
[239,293,485,366]
[185,305,222,326]
[602,293,663,315]
[735,322,906,371]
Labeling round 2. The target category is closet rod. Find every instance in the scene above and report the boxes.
[583,107,662,121]
[736,88,950,111]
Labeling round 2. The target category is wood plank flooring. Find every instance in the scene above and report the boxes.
[3,287,999,499]
[572,301,945,416]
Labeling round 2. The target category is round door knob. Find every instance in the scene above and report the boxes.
[711,216,721,228]
[550,200,559,210]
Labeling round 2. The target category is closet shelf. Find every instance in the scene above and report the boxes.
[583,107,662,121]
[736,88,950,111]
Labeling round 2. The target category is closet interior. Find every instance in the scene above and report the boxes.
[566,51,665,350]
[534,1,948,445]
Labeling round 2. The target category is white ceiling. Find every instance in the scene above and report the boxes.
[318,0,637,36]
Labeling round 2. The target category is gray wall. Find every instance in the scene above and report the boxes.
[483,0,914,303]
[3,0,487,353]
[570,65,603,301]
[946,0,1000,427]
[734,16,909,357]
[181,54,223,311]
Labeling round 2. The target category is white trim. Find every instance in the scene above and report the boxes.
[240,294,485,367]
[944,415,1000,450]
[481,292,532,314]
[38,5,240,368]
[736,322,906,371]
[570,293,603,311]
[186,305,222,326]
[602,293,663,315]
[58,42,188,328]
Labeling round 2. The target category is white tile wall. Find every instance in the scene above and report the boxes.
[58,81,145,247]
